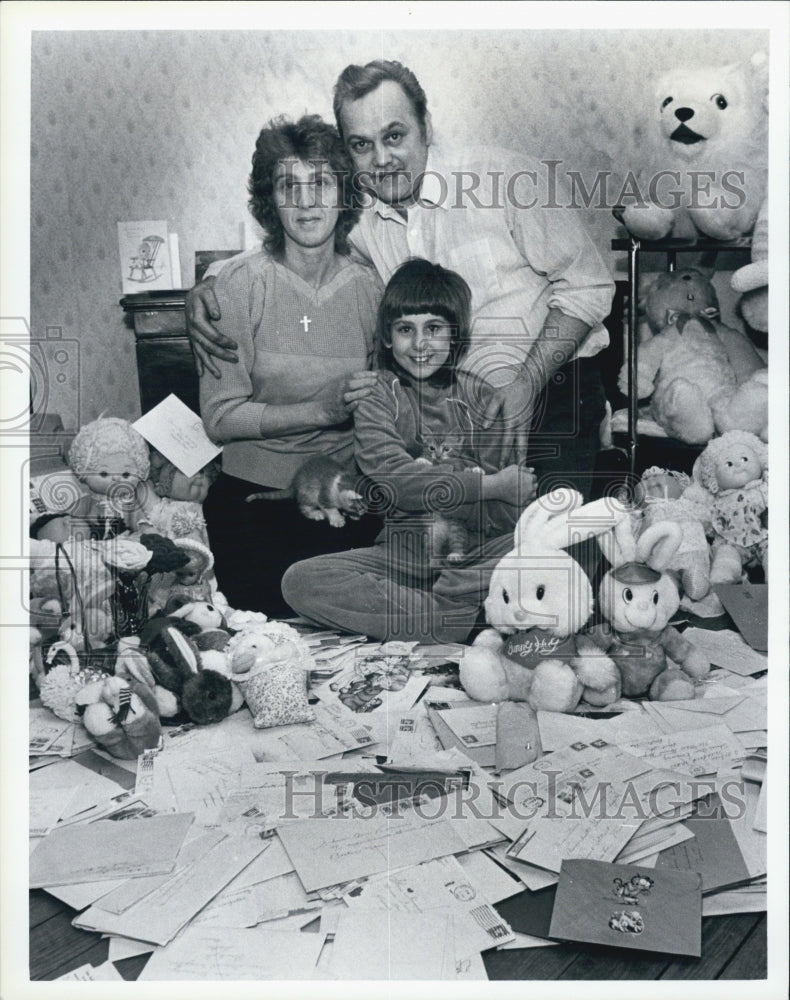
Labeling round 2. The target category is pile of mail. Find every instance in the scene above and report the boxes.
[29,628,768,980]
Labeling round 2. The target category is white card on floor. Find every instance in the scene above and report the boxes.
[138,926,323,980]
[326,910,455,980]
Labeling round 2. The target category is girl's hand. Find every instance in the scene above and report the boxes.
[315,371,378,425]
[484,465,537,507]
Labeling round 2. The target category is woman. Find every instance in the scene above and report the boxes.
[200,114,383,617]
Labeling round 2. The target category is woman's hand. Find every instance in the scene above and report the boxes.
[313,371,378,426]
[185,277,239,377]
[483,464,537,507]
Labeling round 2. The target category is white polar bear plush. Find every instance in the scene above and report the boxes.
[620,51,768,241]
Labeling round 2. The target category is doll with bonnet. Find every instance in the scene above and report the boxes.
[684,430,768,584]
[68,417,150,538]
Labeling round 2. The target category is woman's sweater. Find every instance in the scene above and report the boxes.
[200,252,382,488]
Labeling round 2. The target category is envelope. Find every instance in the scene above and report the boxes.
[138,926,324,981]
[621,723,747,778]
[496,702,541,771]
[29,812,194,888]
[643,691,766,736]
[435,703,498,748]
[713,583,767,651]
[133,393,221,478]
[428,706,496,768]
[73,834,267,945]
[276,811,467,893]
[457,848,523,904]
[656,814,751,893]
[536,708,661,753]
[682,628,767,676]
[343,855,515,955]
[325,910,456,980]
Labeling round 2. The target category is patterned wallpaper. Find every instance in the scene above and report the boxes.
[30,29,767,428]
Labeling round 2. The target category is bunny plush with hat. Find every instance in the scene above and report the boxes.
[587,517,711,701]
[460,489,631,714]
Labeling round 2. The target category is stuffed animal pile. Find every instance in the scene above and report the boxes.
[618,269,767,445]
[460,489,630,714]
[30,413,324,757]
[458,454,772,713]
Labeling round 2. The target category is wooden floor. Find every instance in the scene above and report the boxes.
[30,888,767,982]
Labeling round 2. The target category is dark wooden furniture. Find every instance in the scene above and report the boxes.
[120,290,199,415]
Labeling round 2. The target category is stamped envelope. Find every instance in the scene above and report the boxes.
[435,703,498,748]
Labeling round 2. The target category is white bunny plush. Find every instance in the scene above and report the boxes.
[587,516,711,701]
[459,489,630,714]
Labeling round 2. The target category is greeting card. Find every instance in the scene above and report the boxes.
[549,859,702,957]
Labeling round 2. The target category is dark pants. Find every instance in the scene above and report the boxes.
[203,471,382,618]
[528,355,606,501]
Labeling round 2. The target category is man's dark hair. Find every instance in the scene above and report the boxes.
[333,60,429,137]
[248,114,358,258]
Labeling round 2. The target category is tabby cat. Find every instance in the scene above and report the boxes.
[415,429,483,565]
[245,455,365,528]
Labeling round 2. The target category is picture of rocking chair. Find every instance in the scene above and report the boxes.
[128,235,166,282]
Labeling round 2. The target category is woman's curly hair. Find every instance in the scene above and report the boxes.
[248,114,359,258]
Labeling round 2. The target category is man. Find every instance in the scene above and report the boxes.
[187,59,615,499]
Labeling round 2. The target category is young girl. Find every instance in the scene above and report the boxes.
[282,259,537,643]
